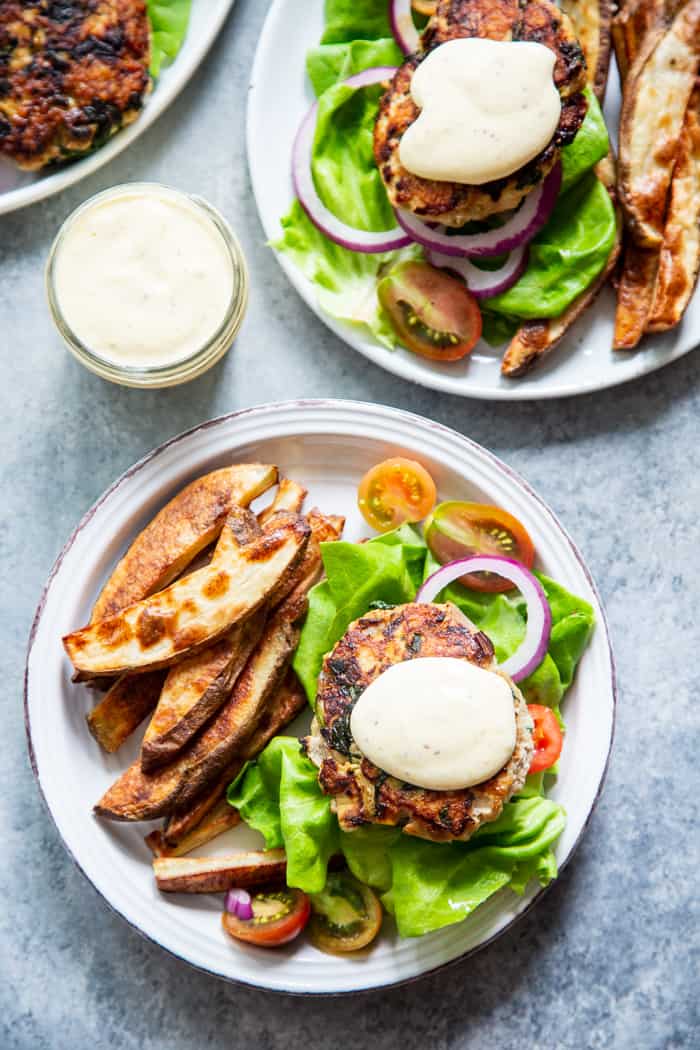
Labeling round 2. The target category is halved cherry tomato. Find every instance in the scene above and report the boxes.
[527,705,563,774]
[424,500,535,592]
[222,887,310,948]
[377,261,482,361]
[358,457,437,532]
[308,872,383,955]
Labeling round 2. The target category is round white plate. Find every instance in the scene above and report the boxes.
[0,0,236,217]
[247,0,699,400]
[25,400,615,994]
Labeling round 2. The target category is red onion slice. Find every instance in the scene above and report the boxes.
[390,0,421,54]
[416,555,552,682]
[225,888,253,920]
[395,164,562,258]
[426,245,528,298]
[292,67,412,254]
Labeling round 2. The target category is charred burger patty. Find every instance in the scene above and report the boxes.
[304,602,534,843]
[0,0,150,170]
[374,0,587,224]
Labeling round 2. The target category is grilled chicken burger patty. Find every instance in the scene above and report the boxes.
[0,1,150,170]
[374,0,588,224]
[304,603,534,842]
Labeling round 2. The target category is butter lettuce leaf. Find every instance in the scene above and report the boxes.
[320,0,396,43]
[228,741,566,937]
[146,0,192,78]
[560,89,609,194]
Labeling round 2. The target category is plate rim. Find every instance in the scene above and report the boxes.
[246,0,697,402]
[24,399,616,995]
[0,0,237,218]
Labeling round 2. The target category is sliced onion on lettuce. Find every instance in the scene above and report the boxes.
[426,246,529,298]
[417,555,552,682]
[389,0,421,54]
[395,164,562,258]
[292,67,412,253]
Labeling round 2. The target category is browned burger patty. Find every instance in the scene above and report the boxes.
[0,1,150,170]
[304,603,534,843]
[374,0,588,224]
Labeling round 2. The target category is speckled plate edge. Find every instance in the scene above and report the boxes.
[246,0,698,401]
[24,400,616,995]
[0,0,237,217]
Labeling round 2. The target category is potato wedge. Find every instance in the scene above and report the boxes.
[613,242,660,347]
[91,464,277,623]
[501,155,622,377]
[140,611,267,772]
[561,0,613,100]
[153,849,287,893]
[647,87,700,330]
[64,509,310,676]
[86,670,165,753]
[146,801,242,858]
[257,477,307,524]
[611,0,665,83]
[162,669,308,845]
[618,0,700,247]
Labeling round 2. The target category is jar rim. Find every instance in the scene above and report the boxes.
[45,183,249,389]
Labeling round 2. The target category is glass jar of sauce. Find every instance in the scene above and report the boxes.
[46,183,248,387]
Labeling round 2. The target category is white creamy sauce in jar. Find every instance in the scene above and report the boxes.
[53,185,235,368]
[399,38,561,185]
[349,657,516,791]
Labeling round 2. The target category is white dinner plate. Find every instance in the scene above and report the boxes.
[25,400,615,994]
[0,0,236,217]
[247,0,699,400]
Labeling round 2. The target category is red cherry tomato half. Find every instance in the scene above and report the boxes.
[222,887,310,948]
[424,501,536,592]
[527,705,564,774]
[377,261,482,361]
[358,457,437,533]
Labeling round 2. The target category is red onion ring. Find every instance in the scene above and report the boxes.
[225,888,253,920]
[389,0,421,54]
[416,555,552,682]
[395,164,562,258]
[292,67,412,254]
[426,245,528,298]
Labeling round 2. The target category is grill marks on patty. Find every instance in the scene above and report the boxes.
[374,0,588,224]
[0,1,150,169]
[304,603,534,843]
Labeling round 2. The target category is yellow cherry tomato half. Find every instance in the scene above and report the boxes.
[358,457,437,532]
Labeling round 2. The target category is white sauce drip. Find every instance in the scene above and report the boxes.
[399,38,561,185]
[53,185,235,368]
[350,657,516,791]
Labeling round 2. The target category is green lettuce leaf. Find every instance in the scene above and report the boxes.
[227,738,338,893]
[320,0,395,43]
[307,38,403,97]
[229,741,566,937]
[560,89,609,194]
[146,0,192,78]
[485,173,616,320]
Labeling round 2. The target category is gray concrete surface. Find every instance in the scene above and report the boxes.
[1,2,698,1047]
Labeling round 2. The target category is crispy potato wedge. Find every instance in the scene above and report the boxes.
[94,586,314,822]
[618,0,700,247]
[161,669,308,845]
[647,88,700,330]
[611,0,665,83]
[146,801,242,858]
[153,849,287,893]
[561,0,613,100]
[91,464,277,623]
[257,478,307,524]
[140,611,267,771]
[64,510,310,676]
[501,155,622,376]
[613,242,660,347]
[86,671,165,753]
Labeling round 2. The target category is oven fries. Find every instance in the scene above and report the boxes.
[560,0,613,100]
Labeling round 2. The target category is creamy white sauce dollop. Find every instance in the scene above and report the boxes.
[399,38,561,185]
[53,185,235,369]
[349,657,516,790]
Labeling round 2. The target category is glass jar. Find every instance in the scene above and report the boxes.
[46,183,249,388]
